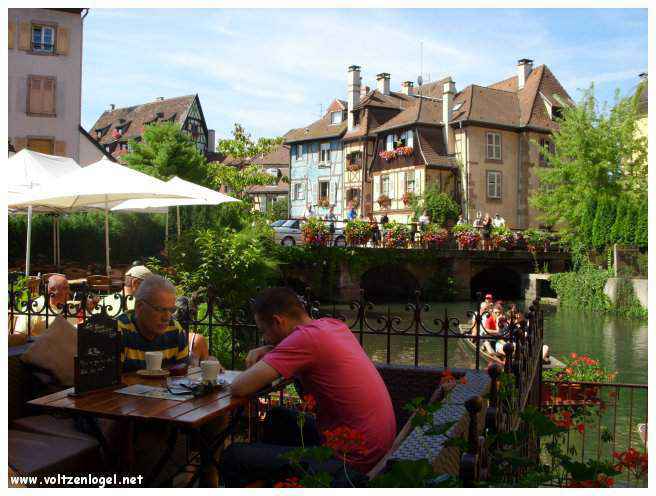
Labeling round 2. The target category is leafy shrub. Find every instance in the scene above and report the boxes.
[491,226,515,249]
[421,224,450,248]
[413,185,460,227]
[302,218,329,247]
[452,224,479,249]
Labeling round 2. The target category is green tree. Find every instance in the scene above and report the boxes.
[121,122,209,186]
[268,197,289,221]
[619,200,635,245]
[633,201,648,249]
[412,184,460,227]
[531,85,647,249]
[209,163,277,201]
[217,123,283,159]
[609,200,626,245]
[580,198,597,248]
[591,196,615,251]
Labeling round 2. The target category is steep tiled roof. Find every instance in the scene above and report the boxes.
[373,97,444,134]
[250,143,290,167]
[353,90,413,110]
[452,85,521,127]
[90,95,196,146]
[284,100,348,143]
[413,76,453,99]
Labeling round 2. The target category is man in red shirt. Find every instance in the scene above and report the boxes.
[222,287,396,487]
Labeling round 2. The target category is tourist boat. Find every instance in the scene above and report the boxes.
[458,324,565,368]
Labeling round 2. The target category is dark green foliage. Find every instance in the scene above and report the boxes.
[609,201,626,245]
[633,201,648,249]
[591,197,615,251]
[580,198,597,247]
[8,212,165,266]
[267,197,289,221]
[122,122,209,186]
[550,261,612,313]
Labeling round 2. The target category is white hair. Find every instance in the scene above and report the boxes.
[134,274,176,301]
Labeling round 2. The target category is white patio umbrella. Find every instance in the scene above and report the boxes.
[7,149,81,275]
[9,158,196,276]
[110,175,239,239]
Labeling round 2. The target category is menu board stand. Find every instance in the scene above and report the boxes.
[69,314,122,396]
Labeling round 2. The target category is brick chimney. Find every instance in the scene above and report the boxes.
[401,81,414,96]
[442,77,456,153]
[347,65,361,132]
[517,58,533,90]
[376,73,390,96]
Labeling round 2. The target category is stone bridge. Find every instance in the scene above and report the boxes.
[281,248,570,303]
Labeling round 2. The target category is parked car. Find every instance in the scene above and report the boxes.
[271,219,347,247]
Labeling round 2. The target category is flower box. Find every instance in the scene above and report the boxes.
[379,150,396,161]
[346,162,361,172]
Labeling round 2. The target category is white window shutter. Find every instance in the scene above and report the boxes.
[389,174,396,199]
[399,171,406,193]
[373,175,380,201]
[415,169,421,195]
[407,130,414,148]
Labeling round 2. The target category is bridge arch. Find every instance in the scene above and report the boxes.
[470,266,523,301]
[360,265,420,304]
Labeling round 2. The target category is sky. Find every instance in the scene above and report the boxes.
[81,8,648,141]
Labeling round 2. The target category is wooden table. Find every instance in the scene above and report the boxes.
[28,369,248,487]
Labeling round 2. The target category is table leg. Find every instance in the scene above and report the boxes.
[119,419,135,474]
[196,431,219,488]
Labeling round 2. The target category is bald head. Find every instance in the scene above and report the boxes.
[47,274,69,308]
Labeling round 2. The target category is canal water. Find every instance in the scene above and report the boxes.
[319,300,648,485]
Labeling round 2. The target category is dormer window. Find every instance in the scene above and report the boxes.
[331,111,343,125]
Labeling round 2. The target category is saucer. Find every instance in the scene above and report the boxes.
[137,369,170,378]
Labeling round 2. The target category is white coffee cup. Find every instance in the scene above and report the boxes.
[201,360,221,383]
[145,351,163,371]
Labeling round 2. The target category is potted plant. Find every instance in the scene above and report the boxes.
[452,224,480,250]
[379,150,396,161]
[383,221,410,248]
[301,217,329,247]
[344,220,373,247]
[492,226,515,250]
[421,224,450,249]
[542,353,615,404]
[377,194,391,208]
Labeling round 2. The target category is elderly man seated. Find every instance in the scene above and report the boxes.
[13,274,77,338]
[117,274,189,372]
[221,287,396,487]
[124,265,152,297]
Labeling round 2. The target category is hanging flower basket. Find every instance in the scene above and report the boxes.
[402,191,415,206]
[379,150,397,161]
[377,195,391,208]
[346,162,362,172]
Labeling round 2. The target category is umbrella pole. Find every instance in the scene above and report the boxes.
[105,195,111,277]
[25,206,33,276]
[52,214,57,266]
[56,216,61,269]
[176,206,181,238]
[165,210,169,245]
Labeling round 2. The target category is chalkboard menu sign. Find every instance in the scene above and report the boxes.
[73,314,121,395]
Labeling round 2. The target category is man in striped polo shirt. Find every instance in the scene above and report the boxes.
[117,275,188,372]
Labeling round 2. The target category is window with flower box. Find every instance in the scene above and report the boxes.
[486,170,502,199]
[318,180,330,203]
[486,132,501,160]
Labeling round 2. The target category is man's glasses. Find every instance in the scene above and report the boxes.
[142,299,177,314]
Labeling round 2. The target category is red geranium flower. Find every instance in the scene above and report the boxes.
[274,476,304,488]
[577,423,585,434]
[300,394,316,413]
[323,426,367,461]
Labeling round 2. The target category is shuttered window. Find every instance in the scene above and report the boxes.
[27,138,54,154]
[27,75,56,116]
[381,175,390,196]
[486,132,501,160]
[486,170,502,199]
